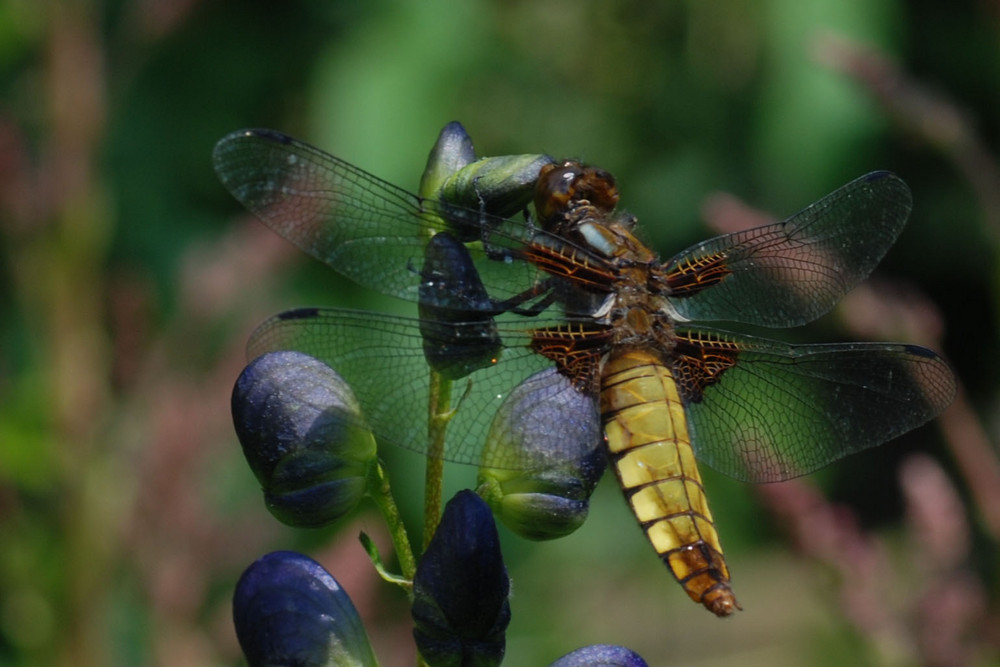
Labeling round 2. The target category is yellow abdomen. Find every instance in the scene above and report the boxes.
[600,349,740,616]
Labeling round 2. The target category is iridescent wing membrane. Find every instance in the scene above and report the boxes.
[655,170,954,481]
[214,129,556,309]
[664,171,912,327]
[215,129,954,479]
[215,129,603,469]
[246,307,589,469]
[671,329,954,482]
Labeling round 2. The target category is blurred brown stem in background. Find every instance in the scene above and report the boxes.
[814,33,1000,545]
[816,33,1000,244]
[757,454,988,667]
[0,1,291,664]
[4,4,114,665]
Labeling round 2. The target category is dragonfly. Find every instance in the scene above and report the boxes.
[214,125,956,616]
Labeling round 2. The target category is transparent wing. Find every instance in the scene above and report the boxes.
[246,307,600,469]
[213,129,556,307]
[676,327,956,483]
[664,172,913,327]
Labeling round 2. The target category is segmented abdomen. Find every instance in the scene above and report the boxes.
[600,349,740,616]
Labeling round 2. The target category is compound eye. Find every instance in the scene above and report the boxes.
[535,161,585,221]
[575,167,619,212]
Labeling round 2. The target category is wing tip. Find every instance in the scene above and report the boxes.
[862,170,912,204]
[278,307,321,321]
[902,343,939,359]
[863,169,894,182]
[245,128,293,144]
[214,127,293,154]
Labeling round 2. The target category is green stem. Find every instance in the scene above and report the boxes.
[423,370,452,549]
[366,461,418,582]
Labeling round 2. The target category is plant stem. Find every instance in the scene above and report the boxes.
[367,461,417,582]
[423,370,452,549]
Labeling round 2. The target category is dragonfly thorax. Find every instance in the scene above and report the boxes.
[606,302,677,355]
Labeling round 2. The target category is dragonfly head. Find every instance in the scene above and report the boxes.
[534,160,619,225]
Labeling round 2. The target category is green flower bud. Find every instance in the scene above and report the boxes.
[478,368,605,540]
[420,121,553,241]
[232,351,376,527]
[439,153,555,226]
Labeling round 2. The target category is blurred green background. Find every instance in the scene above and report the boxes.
[1,1,998,665]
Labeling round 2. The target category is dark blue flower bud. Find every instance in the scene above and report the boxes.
[232,351,376,527]
[233,551,378,667]
[548,645,649,667]
[419,232,502,380]
[478,368,605,540]
[411,490,509,667]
